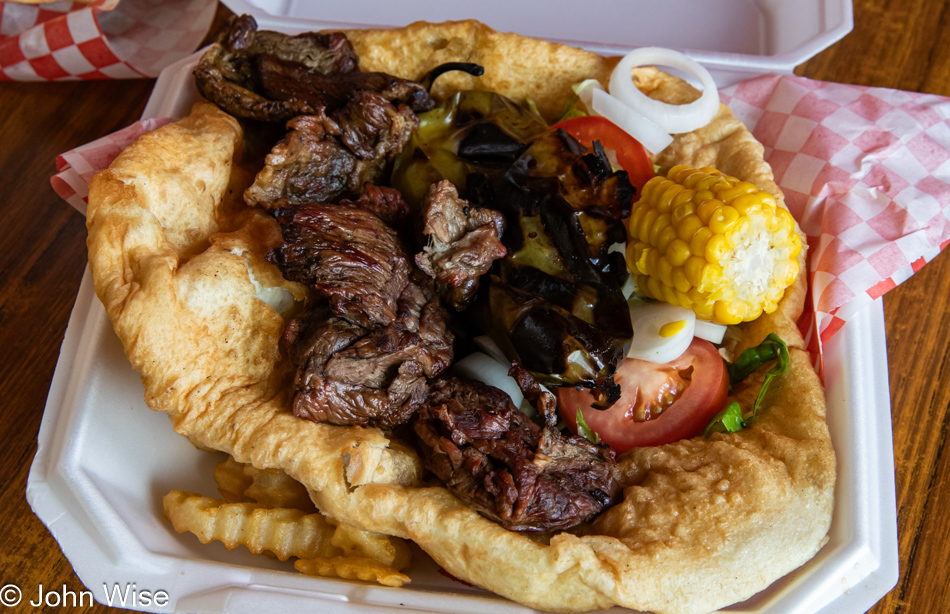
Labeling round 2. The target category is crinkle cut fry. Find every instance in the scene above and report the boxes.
[295,556,410,587]
[86,21,834,614]
[162,491,338,561]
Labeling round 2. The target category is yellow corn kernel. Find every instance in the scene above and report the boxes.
[638,209,659,244]
[639,177,667,205]
[672,267,692,293]
[732,192,771,218]
[657,183,684,213]
[714,299,746,325]
[709,205,739,235]
[676,214,704,243]
[705,234,730,263]
[667,239,691,267]
[660,283,678,306]
[684,256,706,287]
[656,225,678,253]
[649,213,672,246]
[671,201,696,226]
[657,256,674,287]
[675,289,693,309]
[627,205,646,237]
[697,198,723,224]
[689,227,713,258]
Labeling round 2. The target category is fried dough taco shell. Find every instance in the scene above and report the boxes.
[86,20,834,614]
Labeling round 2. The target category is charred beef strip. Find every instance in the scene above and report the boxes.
[273,201,453,428]
[255,53,434,117]
[271,200,411,330]
[414,180,507,311]
[283,277,452,429]
[194,14,434,122]
[412,367,619,532]
[245,91,419,208]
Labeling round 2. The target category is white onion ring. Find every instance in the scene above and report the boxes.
[591,88,673,154]
[609,47,719,134]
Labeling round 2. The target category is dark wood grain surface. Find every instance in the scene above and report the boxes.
[1,1,948,612]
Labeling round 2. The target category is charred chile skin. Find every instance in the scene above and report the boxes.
[390,90,549,209]
[394,92,634,387]
[474,131,634,386]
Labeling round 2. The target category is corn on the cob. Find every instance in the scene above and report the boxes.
[625,165,802,325]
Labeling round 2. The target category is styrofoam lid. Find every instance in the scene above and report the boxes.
[221,0,853,76]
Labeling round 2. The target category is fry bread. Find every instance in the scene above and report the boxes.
[86,20,834,614]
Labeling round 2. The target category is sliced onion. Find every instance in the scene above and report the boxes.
[627,302,696,364]
[694,318,728,344]
[572,78,604,114]
[473,335,509,366]
[451,352,524,408]
[591,88,673,154]
[609,47,719,134]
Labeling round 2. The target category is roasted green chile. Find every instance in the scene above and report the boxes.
[395,91,634,387]
[390,89,549,208]
[473,130,634,386]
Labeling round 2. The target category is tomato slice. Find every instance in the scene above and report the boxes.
[556,338,729,451]
[552,115,654,198]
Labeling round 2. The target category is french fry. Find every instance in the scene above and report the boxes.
[294,556,411,588]
[329,520,412,571]
[214,456,317,511]
[163,491,338,561]
[213,456,252,502]
[244,465,317,511]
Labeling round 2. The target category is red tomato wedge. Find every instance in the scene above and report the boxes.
[552,115,654,198]
[556,338,729,451]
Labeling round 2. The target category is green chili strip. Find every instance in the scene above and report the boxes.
[576,407,601,444]
[705,334,790,435]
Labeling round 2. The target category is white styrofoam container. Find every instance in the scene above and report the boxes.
[220,0,854,87]
[29,5,900,613]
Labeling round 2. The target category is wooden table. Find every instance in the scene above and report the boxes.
[1,1,948,612]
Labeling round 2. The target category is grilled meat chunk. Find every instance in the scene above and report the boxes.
[415,180,507,310]
[273,201,452,428]
[283,280,452,429]
[271,201,409,329]
[339,184,410,229]
[412,370,619,531]
[245,92,419,208]
[194,14,433,122]
[255,53,434,116]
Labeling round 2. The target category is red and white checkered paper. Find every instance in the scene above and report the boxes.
[721,75,950,367]
[51,74,950,365]
[51,116,172,214]
[0,0,216,81]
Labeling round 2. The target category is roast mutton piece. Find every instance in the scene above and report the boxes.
[415,180,507,311]
[244,91,420,208]
[272,201,453,428]
[194,14,435,122]
[411,366,619,532]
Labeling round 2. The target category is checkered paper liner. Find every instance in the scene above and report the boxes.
[50,74,950,365]
[0,0,216,81]
[720,75,950,368]
[51,116,172,214]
